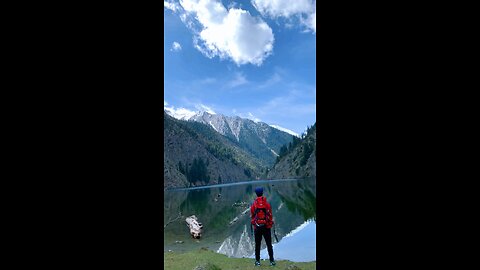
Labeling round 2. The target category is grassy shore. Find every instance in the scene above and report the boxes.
[164,248,316,270]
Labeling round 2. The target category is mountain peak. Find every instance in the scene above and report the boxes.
[164,103,217,121]
[164,107,196,120]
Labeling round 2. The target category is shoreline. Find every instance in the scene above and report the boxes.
[165,178,302,191]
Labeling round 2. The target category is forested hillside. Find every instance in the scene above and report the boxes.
[164,112,267,189]
[267,123,316,179]
[189,111,294,167]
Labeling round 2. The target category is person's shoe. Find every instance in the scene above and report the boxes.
[270,260,276,266]
[254,260,261,266]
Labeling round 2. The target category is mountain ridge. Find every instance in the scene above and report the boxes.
[166,109,298,139]
[169,110,295,167]
[164,112,267,189]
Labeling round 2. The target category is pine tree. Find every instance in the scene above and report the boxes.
[178,161,185,175]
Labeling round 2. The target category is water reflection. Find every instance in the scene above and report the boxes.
[164,178,316,261]
[217,225,255,258]
[256,219,316,262]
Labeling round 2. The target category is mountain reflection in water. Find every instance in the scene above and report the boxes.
[164,178,316,262]
[255,219,316,262]
[217,225,255,258]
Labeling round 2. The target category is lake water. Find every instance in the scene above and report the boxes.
[164,178,316,262]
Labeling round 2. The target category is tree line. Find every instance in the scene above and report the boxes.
[178,158,210,186]
[275,123,316,164]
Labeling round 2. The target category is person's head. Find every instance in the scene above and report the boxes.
[255,187,263,197]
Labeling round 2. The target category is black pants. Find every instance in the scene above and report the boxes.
[254,226,274,262]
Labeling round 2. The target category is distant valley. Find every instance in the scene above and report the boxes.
[164,110,316,189]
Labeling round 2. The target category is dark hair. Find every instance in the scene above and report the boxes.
[255,187,263,196]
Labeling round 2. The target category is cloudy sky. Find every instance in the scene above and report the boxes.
[164,0,316,135]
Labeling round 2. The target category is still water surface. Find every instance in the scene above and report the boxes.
[164,178,316,262]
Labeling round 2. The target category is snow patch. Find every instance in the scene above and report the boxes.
[196,104,216,115]
[209,121,218,132]
[226,118,242,142]
[217,225,254,258]
[164,106,196,120]
[269,125,300,137]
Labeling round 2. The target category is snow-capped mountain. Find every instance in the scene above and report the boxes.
[164,107,196,120]
[164,112,267,188]
[165,110,295,167]
[217,225,255,258]
[189,111,245,142]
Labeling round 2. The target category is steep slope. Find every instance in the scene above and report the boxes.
[188,111,294,167]
[267,123,316,179]
[164,112,267,189]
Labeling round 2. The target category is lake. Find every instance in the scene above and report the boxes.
[164,178,316,262]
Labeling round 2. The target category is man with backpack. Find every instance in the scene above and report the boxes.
[251,187,276,266]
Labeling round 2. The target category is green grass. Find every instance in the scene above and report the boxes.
[164,248,316,270]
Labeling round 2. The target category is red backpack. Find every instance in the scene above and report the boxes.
[253,197,270,227]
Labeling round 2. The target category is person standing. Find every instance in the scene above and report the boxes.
[251,187,276,266]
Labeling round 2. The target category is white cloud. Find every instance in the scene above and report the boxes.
[164,102,196,120]
[308,11,316,32]
[226,72,248,88]
[164,101,216,119]
[257,86,316,118]
[179,0,274,66]
[195,104,216,114]
[199,77,217,84]
[252,0,313,17]
[164,1,180,12]
[258,72,281,89]
[237,112,261,123]
[247,112,261,123]
[252,0,316,33]
[171,41,182,52]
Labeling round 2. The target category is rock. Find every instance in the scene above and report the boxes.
[232,201,248,207]
[286,265,302,270]
[192,262,221,270]
[186,215,203,239]
[175,240,184,244]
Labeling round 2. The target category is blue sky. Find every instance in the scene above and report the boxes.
[164,0,316,135]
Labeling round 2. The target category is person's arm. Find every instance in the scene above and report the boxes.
[250,203,255,224]
[268,203,274,224]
